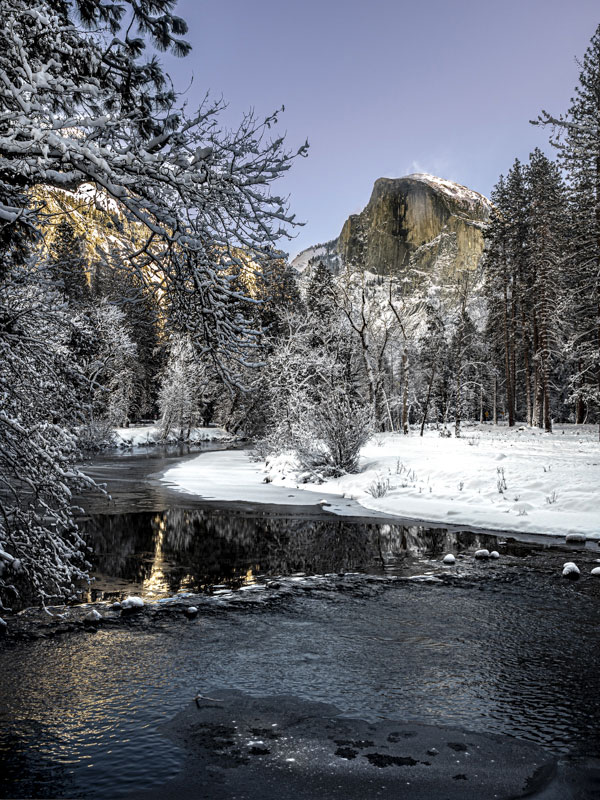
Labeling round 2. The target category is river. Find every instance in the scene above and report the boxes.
[1,445,599,799]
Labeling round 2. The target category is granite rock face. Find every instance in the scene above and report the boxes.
[337,174,490,279]
[292,174,491,283]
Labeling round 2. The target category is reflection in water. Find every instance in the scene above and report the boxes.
[80,508,503,600]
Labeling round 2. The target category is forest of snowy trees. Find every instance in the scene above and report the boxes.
[0,0,305,611]
[1,0,600,610]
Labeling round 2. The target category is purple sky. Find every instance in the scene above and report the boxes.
[162,0,600,258]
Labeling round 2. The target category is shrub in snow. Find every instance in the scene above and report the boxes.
[293,390,373,478]
[367,476,392,498]
[442,554,456,565]
[496,468,507,494]
[474,549,490,559]
[562,562,580,579]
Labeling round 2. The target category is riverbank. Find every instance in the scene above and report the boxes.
[113,424,233,447]
[161,423,600,540]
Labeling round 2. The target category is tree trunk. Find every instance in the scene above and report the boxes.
[401,348,409,434]
[420,368,436,437]
[520,309,532,425]
[455,367,462,438]
[502,270,515,426]
[479,383,484,424]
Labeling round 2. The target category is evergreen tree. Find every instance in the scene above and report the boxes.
[536,24,600,432]
[525,149,569,431]
[483,175,517,426]
[306,261,335,319]
[93,250,163,420]
[50,219,89,302]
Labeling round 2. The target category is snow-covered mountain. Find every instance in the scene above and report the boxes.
[290,240,341,274]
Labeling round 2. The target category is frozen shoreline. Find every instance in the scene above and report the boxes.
[112,424,233,448]
[161,423,600,540]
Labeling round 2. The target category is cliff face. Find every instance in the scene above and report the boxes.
[335,174,490,280]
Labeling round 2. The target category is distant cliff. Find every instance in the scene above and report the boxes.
[292,174,491,281]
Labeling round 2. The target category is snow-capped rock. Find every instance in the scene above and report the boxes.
[84,609,102,623]
[489,551,500,559]
[565,533,587,543]
[474,549,490,559]
[562,562,580,579]
[442,554,456,565]
[121,596,144,611]
[591,567,600,576]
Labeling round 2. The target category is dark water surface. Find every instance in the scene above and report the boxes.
[1,446,600,799]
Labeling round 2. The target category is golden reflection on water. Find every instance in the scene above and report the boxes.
[143,514,198,597]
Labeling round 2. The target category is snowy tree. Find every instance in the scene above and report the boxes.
[0,261,95,611]
[536,24,600,432]
[335,266,396,428]
[254,310,371,477]
[93,249,163,420]
[417,301,448,435]
[89,302,139,428]
[0,0,306,376]
[50,218,89,302]
[158,334,218,440]
[0,0,305,608]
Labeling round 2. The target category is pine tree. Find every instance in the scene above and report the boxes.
[536,24,600,433]
[483,176,517,426]
[50,219,89,302]
[306,261,335,319]
[525,149,568,432]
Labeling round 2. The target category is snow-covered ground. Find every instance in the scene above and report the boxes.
[113,424,232,447]
[161,423,600,539]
